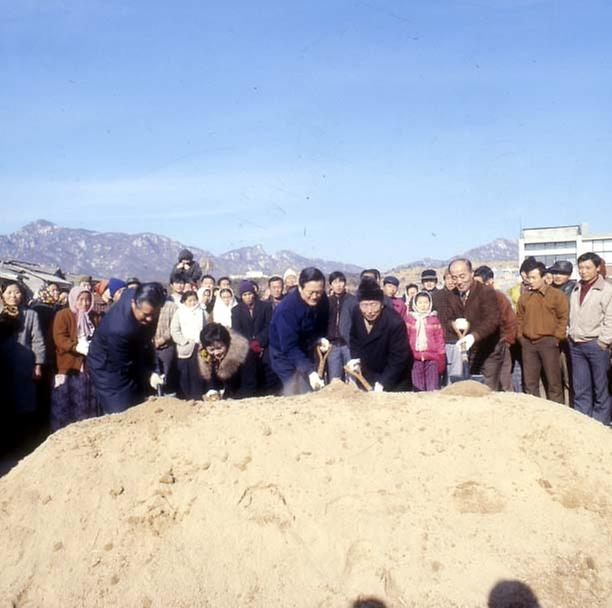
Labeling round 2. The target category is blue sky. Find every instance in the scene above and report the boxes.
[1,0,611,268]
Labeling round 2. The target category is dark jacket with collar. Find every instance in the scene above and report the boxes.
[328,291,358,345]
[269,288,329,381]
[87,288,156,413]
[349,305,411,390]
[231,299,272,347]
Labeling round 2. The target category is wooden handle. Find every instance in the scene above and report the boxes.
[344,365,373,391]
[316,345,332,377]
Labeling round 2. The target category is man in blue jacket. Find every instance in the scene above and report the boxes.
[269,267,329,395]
[88,282,166,414]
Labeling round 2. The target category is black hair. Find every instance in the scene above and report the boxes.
[520,256,538,274]
[298,267,325,288]
[180,290,198,303]
[200,274,216,285]
[360,268,381,282]
[329,271,346,284]
[169,270,188,284]
[133,282,166,308]
[126,277,141,286]
[406,283,418,291]
[530,262,547,277]
[268,275,283,286]
[577,252,603,267]
[448,258,473,273]
[200,322,231,348]
[218,276,231,285]
[1,280,25,299]
[474,265,494,282]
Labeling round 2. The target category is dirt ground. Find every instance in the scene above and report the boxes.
[1,381,611,607]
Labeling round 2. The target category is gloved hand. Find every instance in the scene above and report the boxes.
[205,389,220,400]
[75,338,90,356]
[318,337,331,353]
[308,371,325,391]
[345,358,361,373]
[374,382,384,393]
[457,333,475,351]
[149,372,165,390]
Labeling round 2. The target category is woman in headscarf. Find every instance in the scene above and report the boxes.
[211,287,236,328]
[170,290,206,399]
[197,322,252,399]
[50,285,99,430]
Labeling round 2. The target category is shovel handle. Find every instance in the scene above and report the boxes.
[344,365,373,392]
[316,345,332,378]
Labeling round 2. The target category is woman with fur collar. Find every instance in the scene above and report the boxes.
[197,322,253,399]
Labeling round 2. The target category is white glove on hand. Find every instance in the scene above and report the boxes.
[318,338,331,353]
[308,371,325,391]
[457,333,475,351]
[75,338,90,356]
[374,382,384,393]
[205,389,220,399]
[345,358,361,373]
[149,372,165,390]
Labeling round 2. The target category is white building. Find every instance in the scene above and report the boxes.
[519,224,612,275]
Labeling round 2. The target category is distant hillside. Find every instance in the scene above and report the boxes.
[391,238,518,272]
[0,220,363,281]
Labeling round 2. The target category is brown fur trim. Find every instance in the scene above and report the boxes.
[197,330,249,381]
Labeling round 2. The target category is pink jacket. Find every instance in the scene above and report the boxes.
[405,313,446,372]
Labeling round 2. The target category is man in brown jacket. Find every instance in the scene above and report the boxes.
[445,259,501,388]
[516,262,569,403]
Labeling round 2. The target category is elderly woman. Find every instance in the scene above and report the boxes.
[50,286,99,430]
[197,322,252,399]
[0,281,46,414]
[211,287,236,328]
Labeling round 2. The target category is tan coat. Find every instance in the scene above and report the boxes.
[569,275,612,345]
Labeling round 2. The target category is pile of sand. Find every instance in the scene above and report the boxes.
[1,381,611,607]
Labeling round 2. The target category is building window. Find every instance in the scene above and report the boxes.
[524,240,576,251]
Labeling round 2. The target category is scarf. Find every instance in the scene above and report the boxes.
[211,289,236,328]
[68,286,95,339]
[410,291,433,352]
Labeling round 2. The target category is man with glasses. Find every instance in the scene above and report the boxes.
[269,267,329,395]
[347,279,410,392]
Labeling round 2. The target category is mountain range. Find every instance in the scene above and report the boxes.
[0,220,518,281]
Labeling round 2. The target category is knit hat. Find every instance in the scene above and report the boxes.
[421,269,437,281]
[383,275,399,287]
[283,268,297,281]
[239,279,255,296]
[94,279,109,296]
[548,260,573,275]
[178,249,193,262]
[357,279,384,303]
[108,278,127,298]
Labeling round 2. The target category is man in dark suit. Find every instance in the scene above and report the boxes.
[348,279,411,392]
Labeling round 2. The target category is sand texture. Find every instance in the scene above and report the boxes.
[1,381,611,607]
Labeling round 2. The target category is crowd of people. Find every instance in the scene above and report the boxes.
[1,247,611,466]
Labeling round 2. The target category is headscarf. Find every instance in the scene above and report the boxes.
[177,300,205,343]
[68,286,95,339]
[211,287,236,328]
[410,291,433,353]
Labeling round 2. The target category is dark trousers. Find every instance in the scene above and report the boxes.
[520,336,563,403]
[412,359,439,391]
[177,349,204,400]
[568,339,612,425]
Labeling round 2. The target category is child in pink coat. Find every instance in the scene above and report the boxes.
[405,291,446,391]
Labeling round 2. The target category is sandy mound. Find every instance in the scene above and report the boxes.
[1,385,611,608]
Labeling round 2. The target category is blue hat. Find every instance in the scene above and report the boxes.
[108,277,127,298]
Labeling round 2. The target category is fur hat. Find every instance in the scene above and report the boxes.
[357,279,384,303]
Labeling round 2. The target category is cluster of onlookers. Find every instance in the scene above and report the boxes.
[1,247,610,470]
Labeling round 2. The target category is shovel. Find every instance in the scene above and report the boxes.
[315,344,333,379]
[344,364,373,392]
[450,318,485,384]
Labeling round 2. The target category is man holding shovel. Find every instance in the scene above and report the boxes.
[445,259,501,388]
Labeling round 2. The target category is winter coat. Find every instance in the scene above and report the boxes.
[170,305,206,359]
[87,288,156,413]
[17,308,46,365]
[171,260,202,284]
[405,312,446,372]
[327,292,358,345]
[53,307,96,374]
[350,306,411,390]
[269,288,329,381]
[231,300,272,349]
[568,275,612,345]
[197,330,252,398]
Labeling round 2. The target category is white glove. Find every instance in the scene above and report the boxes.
[457,333,475,351]
[454,317,470,332]
[318,338,331,353]
[374,382,384,393]
[149,372,165,390]
[75,338,90,356]
[308,371,325,391]
[345,358,361,373]
[205,389,220,399]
